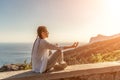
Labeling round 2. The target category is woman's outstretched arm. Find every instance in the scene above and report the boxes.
[63,42,79,50]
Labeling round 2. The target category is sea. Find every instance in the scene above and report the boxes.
[0,43,33,67]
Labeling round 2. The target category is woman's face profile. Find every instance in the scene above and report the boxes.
[42,29,49,38]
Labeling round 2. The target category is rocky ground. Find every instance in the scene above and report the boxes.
[0,63,31,72]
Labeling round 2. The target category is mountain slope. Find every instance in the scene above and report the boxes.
[64,36,120,65]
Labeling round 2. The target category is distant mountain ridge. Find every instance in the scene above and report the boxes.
[89,33,120,43]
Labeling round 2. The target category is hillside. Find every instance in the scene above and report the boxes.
[64,36,120,65]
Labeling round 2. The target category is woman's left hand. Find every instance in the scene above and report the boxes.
[72,42,79,48]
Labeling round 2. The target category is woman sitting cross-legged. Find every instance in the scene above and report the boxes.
[31,26,79,73]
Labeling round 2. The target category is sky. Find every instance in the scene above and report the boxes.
[0,0,120,43]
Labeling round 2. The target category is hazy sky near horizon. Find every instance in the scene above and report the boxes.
[1,0,120,43]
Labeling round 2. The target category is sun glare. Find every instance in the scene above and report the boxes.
[103,0,120,36]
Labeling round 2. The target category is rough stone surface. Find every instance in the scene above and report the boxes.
[101,73,114,80]
[115,72,120,80]
[88,74,101,80]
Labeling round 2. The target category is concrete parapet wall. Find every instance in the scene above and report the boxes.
[1,61,120,80]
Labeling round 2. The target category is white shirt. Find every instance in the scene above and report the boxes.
[31,38,62,73]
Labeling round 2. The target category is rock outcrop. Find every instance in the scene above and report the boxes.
[0,64,31,72]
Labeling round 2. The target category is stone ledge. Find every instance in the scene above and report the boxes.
[1,61,120,80]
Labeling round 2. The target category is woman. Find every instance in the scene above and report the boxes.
[31,26,79,73]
